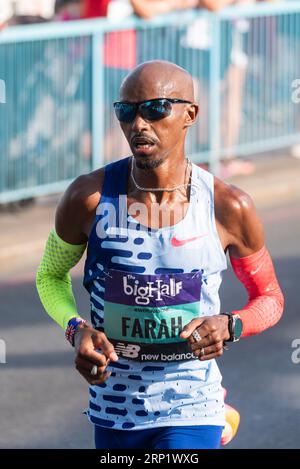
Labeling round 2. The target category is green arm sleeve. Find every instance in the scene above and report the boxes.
[36,229,87,330]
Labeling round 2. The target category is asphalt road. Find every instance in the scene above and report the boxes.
[0,198,299,449]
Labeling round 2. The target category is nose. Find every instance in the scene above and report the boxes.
[131,111,149,133]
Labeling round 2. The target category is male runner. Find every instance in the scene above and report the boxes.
[36,61,284,449]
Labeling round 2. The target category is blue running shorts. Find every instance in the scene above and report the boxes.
[94,425,223,450]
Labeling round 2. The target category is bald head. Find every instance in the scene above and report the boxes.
[119,60,195,103]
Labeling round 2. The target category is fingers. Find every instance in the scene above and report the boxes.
[193,342,224,361]
[92,332,118,362]
[76,327,118,364]
[74,328,118,385]
[187,322,224,361]
[77,343,108,368]
[75,355,109,374]
[75,355,112,385]
[181,316,228,362]
[80,368,111,386]
[198,350,223,361]
[190,330,222,350]
[180,317,216,341]
[180,317,206,339]
[194,321,218,341]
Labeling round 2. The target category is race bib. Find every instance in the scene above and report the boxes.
[103,270,202,362]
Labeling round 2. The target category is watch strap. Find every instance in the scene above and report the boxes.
[221,312,234,342]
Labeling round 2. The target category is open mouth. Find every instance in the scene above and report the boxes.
[132,137,156,151]
[135,143,154,150]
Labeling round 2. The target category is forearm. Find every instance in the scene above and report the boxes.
[36,229,86,330]
[230,246,284,337]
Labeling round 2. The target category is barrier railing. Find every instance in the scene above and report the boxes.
[1,3,300,203]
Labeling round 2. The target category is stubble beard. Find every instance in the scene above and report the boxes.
[134,156,164,170]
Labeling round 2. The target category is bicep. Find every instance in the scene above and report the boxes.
[55,177,90,245]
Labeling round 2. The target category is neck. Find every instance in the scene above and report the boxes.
[132,155,188,191]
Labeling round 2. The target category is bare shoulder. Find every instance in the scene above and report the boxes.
[214,176,265,258]
[55,168,105,244]
[214,176,254,226]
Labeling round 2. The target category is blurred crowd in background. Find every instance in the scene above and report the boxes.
[0,1,261,27]
[0,0,205,27]
[1,0,298,188]
[0,0,262,177]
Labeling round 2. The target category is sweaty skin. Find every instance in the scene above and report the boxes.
[55,61,265,385]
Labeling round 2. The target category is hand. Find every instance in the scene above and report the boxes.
[74,323,118,385]
[180,315,230,361]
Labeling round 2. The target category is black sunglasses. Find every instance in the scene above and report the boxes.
[113,98,192,123]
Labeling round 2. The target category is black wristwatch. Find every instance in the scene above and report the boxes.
[221,312,243,343]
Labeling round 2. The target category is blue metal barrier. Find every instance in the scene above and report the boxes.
[1,3,300,203]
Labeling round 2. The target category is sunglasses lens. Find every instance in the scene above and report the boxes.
[114,103,136,123]
[141,99,172,121]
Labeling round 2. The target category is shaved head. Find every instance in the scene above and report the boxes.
[117,60,198,170]
[120,60,195,102]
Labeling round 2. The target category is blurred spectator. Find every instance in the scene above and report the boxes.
[81,0,110,18]
[213,0,256,177]
[177,0,256,177]
[127,0,256,177]
[0,0,55,27]
[217,0,257,177]
[93,0,200,161]
[5,14,49,26]
[1,0,256,173]
[81,0,198,21]
[54,0,82,20]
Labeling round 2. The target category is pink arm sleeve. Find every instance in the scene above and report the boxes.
[229,246,284,337]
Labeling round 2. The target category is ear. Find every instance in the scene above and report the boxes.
[184,103,199,128]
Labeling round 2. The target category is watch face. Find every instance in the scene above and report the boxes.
[234,317,243,340]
